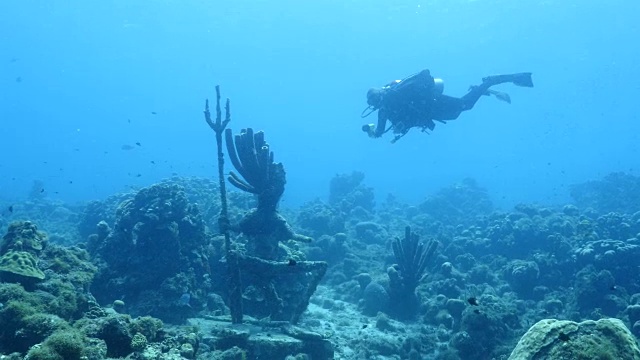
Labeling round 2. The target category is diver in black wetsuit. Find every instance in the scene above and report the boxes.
[361,69,534,142]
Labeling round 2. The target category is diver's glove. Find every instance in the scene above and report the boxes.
[362,124,376,138]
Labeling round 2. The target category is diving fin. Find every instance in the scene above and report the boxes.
[511,72,534,88]
[488,89,511,104]
[482,72,534,88]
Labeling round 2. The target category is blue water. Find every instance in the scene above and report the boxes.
[1,1,639,209]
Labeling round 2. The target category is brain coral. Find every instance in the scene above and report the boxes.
[508,318,640,360]
[0,250,46,281]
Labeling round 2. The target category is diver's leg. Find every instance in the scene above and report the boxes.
[458,84,492,111]
[431,95,466,121]
[459,72,533,111]
[432,80,509,120]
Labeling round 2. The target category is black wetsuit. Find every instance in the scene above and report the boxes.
[373,70,435,138]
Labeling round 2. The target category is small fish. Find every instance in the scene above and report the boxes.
[467,297,479,306]
[127,119,131,123]
[69,181,73,184]
[135,142,141,146]
[288,259,297,266]
[136,174,142,177]
[361,324,368,329]
[15,76,22,83]
[121,144,135,151]
[151,111,157,115]
[8,205,13,213]
[150,161,156,164]
[40,188,45,193]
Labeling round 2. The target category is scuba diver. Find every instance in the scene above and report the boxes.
[361,69,534,142]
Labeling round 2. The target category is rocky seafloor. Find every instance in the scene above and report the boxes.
[1,171,640,359]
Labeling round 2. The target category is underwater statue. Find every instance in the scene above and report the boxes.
[205,87,326,324]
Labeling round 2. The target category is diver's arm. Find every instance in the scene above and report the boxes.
[373,109,388,138]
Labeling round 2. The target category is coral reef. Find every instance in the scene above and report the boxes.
[0,221,49,286]
[88,182,211,323]
[1,198,81,247]
[329,171,376,213]
[6,156,640,360]
[1,221,47,255]
[508,318,640,359]
[417,177,494,227]
[570,172,640,215]
[0,251,45,282]
[296,199,345,238]
[0,223,101,357]
[78,192,134,241]
[187,317,333,359]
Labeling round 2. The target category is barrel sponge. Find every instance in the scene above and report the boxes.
[508,318,640,360]
[0,251,46,280]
